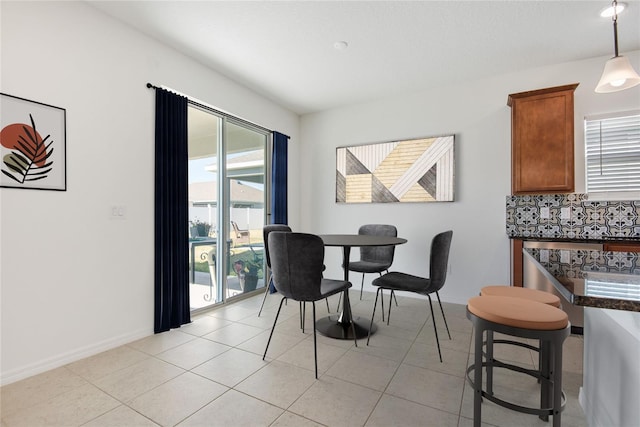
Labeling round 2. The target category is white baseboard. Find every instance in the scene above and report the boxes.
[578,386,589,426]
[0,327,152,386]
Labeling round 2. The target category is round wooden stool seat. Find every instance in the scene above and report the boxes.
[467,296,568,330]
[480,285,561,308]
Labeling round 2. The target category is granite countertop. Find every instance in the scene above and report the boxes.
[509,236,640,243]
[523,248,640,312]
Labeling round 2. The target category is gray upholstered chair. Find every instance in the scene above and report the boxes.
[367,230,453,362]
[258,224,330,322]
[263,232,357,378]
[348,224,398,300]
[257,224,292,317]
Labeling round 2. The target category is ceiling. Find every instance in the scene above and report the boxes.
[89,0,640,115]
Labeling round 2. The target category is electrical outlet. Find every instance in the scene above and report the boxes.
[560,250,570,264]
[560,207,571,220]
[540,207,550,219]
[540,249,549,262]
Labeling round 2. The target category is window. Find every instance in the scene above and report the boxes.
[585,112,640,194]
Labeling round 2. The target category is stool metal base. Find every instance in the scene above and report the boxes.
[465,361,567,418]
[466,308,570,427]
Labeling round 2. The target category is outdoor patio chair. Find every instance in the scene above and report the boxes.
[231,221,251,246]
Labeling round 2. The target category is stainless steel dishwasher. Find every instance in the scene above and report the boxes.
[522,240,603,333]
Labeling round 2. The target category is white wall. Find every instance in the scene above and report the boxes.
[2,0,639,386]
[299,52,640,305]
[0,1,299,385]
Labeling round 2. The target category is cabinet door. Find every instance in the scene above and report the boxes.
[509,84,578,195]
[512,239,524,287]
[603,242,640,252]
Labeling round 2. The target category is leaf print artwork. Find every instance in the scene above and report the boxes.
[1,93,66,191]
[1,114,54,184]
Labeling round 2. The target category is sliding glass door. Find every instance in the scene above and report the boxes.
[187,105,268,312]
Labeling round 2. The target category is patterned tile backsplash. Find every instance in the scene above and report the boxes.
[506,193,640,240]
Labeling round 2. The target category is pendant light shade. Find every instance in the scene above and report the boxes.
[596,55,640,93]
[595,0,640,93]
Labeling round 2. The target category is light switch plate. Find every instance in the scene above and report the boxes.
[109,205,127,220]
[560,207,571,219]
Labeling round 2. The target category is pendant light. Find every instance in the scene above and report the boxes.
[595,0,640,93]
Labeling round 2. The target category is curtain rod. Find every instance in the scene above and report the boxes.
[146,82,282,137]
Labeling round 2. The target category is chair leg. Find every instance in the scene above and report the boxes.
[257,278,271,317]
[486,330,494,396]
[336,293,341,313]
[539,339,551,422]
[381,288,386,323]
[552,340,563,427]
[347,300,358,348]
[427,294,443,362]
[263,296,286,361]
[367,287,382,345]
[359,273,365,300]
[435,291,451,340]
[473,326,484,427]
[325,298,330,313]
[301,302,306,332]
[383,271,399,307]
[312,301,318,379]
[387,289,392,325]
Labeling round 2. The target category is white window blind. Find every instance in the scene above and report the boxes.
[585,113,640,193]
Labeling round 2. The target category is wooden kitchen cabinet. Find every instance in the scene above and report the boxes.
[512,239,524,287]
[508,84,578,195]
[604,242,640,252]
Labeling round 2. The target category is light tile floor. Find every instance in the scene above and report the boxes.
[1,291,588,427]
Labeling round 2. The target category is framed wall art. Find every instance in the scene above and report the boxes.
[336,135,454,203]
[1,93,66,191]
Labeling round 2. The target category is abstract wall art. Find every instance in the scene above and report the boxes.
[1,93,66,191]
[336,135,455,203]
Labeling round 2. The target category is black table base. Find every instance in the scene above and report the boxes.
[315,315,377,340]
[315,234,406,341]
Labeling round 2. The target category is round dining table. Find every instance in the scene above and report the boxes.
[316,234,407,340]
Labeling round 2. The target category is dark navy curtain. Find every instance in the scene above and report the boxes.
[269,131,288,292]
[271,131,289,224]
[154,88,190,333]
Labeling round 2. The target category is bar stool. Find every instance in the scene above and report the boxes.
[479,285,562,392]
[466,295,570,427]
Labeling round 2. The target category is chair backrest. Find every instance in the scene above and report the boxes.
[268,232,325,301]
[428,230,453,292]
[231,221,242,236]
[359,224,397,267]
[263,224,292,269]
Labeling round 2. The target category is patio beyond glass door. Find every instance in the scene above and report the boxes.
[187,106,267,312]
[224,121,267,300]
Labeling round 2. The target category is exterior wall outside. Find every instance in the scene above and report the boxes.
[0,1,299,385]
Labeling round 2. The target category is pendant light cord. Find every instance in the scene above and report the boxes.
[612,0,619,57]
